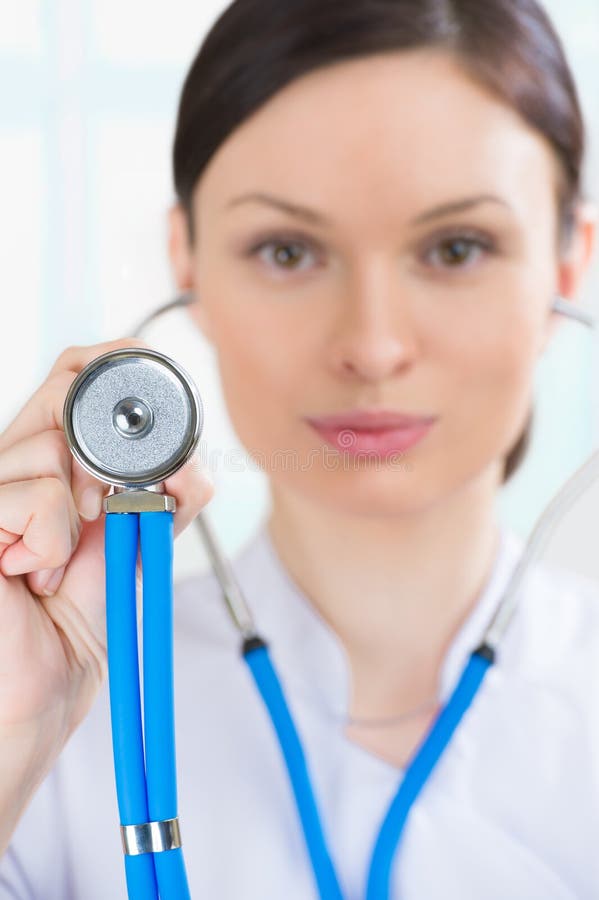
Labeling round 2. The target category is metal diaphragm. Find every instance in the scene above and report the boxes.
[63,347,203,487]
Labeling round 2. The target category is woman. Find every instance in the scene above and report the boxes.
[0,0,597,897]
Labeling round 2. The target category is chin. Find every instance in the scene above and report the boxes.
[273,459,446,517]
[281,442,503,517]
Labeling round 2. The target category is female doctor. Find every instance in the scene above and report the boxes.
[0,0,598,897]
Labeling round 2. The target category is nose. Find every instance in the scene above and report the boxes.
[328,261,419,382]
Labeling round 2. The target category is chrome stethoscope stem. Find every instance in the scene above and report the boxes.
[482,296,597,647]
[483,447,599,647]
[193,511,257,638]
[132,293,196,337]
[130,293,258,640]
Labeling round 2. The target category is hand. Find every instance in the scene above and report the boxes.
[0,338,214,754]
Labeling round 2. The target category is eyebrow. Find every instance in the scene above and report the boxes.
[224,191,512,226]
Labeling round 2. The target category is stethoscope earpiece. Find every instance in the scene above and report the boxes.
[550,294,596,329]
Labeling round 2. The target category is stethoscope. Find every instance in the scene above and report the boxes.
[61,292,597,900]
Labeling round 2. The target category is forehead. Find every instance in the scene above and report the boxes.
[195,49,559,231]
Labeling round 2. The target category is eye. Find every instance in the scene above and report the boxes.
[423,232,495,271]
[247,236,318,274]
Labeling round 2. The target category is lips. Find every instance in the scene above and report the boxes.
[305,408,437,430]
[304,408,438,459]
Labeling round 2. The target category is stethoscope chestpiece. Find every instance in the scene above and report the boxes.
[63,347,203,488]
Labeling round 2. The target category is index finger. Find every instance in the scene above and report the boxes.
[0,338,151,454]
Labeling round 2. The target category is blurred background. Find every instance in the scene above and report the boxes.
[0,0,598,582]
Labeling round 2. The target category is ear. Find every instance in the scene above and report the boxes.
[168,203,193,289]
[540,200,597,351]
[557,200,597,298]
[167,203,214,344]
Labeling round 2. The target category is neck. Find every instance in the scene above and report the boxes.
[266,464,503,719]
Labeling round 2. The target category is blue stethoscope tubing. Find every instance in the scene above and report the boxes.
[242,636,494,900]
[106,503,493,900]
[105,509,191,900]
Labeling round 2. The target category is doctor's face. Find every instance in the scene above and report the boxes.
[177,49,565,514]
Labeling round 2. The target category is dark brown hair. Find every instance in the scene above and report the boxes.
[172,0,586,484]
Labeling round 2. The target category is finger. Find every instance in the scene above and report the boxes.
[0,478,78,577]
[0,429,71,490]
[0,338,151,455]
[0,369,77,455]
[46,337,151,378]
[163,451,215,540]
[0,429,107,526]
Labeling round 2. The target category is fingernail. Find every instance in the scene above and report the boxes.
[78,487,103,521]
[40,565,66,597]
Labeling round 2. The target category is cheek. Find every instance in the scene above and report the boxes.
[436,309,540,456]
[200,297,312,453]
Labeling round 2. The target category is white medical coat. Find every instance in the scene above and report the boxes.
[1,522,598,899]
